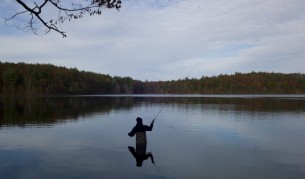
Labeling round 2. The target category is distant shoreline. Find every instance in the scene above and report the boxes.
[1,62,305,95]
[2,94,305,99]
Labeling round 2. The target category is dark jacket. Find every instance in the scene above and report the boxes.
[128,120,154,137]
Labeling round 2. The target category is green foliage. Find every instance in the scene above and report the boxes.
[1,62,305,95]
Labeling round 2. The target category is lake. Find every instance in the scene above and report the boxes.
[1,95,305,179]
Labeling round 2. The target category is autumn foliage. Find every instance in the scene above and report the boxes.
[1,62,305,95]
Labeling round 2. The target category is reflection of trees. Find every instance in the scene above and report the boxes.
[131,96,305,113]
[1,96,304,127]
[0,97,134,127]
[231,98,305,113]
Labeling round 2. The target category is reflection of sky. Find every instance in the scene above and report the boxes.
[151,104,305,178]
[1,98,305,178]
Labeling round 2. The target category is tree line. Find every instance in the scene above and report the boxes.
[1,62,305,95]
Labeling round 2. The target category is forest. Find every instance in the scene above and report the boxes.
[1,62,305,95]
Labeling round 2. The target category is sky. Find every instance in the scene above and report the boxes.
[1,0,305,81]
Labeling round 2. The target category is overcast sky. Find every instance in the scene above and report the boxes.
[1,0,305,81]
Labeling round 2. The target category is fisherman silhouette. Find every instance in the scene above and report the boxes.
[128,117,155,139]
[128,117,155,167]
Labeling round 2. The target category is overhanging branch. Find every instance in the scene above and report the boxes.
[3,0,122,37]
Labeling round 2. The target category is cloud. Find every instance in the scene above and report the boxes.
[1,0,305,81]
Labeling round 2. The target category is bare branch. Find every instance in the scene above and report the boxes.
[4,10,27,21]
[3,0,122,37]
[48,0,100,12]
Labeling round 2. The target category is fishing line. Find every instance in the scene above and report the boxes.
[153,163,167,179]
[149,63,199,178]
[152,62,199,121]
[186,62,199,79]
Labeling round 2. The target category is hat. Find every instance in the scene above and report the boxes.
[136,117,142,123]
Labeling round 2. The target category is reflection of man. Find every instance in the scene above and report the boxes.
[128,145,154,167]
[128,117,155,167]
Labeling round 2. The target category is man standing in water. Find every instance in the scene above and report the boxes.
[128,117,155,143]
[128,117,155,167]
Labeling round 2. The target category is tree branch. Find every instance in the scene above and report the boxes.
[4,10,27,22]
[4,0,121,37]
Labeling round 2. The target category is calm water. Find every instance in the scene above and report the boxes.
[1,95,305,179]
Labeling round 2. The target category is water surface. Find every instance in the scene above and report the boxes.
[1,95,305,179]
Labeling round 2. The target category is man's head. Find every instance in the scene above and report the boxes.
[136,117,143,124]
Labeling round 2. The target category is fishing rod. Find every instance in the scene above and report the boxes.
[152,62,199,122]
[153,103,166,120]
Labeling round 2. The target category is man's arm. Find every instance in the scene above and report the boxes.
[128,127,137,137]
[146,119,155,131]
[147,152,155,164]
[128,146,137,158]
